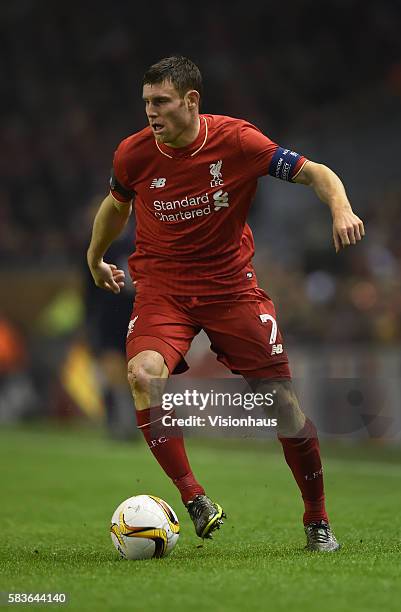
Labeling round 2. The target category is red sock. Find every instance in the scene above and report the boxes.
[278,418,328,525]
[136,406,205,504]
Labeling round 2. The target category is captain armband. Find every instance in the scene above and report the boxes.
[268,147,304,182]
[110,168,135,201]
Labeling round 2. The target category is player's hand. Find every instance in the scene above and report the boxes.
[89,260,125,294]
[332,209,365,253]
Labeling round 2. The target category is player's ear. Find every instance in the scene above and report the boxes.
[185,90,200,110]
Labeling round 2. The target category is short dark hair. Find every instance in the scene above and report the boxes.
[143,56,203,100]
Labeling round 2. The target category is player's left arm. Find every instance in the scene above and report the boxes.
[293,161,365,253]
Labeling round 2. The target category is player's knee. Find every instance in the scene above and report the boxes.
[127,351,167,395]
[252,379,300,419]
[271,380,308,435]
[273,380,300,416]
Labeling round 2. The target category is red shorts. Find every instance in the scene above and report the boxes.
[126,288,291,379]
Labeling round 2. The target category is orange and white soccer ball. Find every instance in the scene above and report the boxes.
[110,494,180,560]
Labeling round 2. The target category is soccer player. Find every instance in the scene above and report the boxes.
[87,56,364,551]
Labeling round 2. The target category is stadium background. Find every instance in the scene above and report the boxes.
[1,0,400,438]
[1,2,401,610]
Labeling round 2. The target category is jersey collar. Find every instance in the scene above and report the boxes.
[155,116,208,159]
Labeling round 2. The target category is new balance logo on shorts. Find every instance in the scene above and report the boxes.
[150,178,166,188]
[271,344,283,355]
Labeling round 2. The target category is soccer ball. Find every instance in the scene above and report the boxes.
[110,494,180,560]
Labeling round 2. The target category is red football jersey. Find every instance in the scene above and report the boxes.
[110,114,307,295]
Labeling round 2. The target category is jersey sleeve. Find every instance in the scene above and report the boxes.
[110,141,135,203]
[239,122,308,181]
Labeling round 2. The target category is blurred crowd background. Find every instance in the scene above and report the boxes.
[1,0,400,438]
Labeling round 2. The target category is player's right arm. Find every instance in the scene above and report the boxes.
[87,193,132,294]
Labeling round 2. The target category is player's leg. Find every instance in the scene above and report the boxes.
[126,295,225,538]
[200,288,339,550]
[248,377,339,551]
[127,349,225,538]
[127,349,205,503]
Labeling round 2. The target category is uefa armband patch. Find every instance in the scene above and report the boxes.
[268,147,302,182]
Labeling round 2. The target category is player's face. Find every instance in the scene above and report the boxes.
[142,80,198,147]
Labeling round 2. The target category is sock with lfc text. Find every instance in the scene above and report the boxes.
[278,418,328,525]
[136,406,205,505]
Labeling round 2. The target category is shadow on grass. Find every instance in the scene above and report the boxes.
[2,542,305,568]
[7,542,308,568]
[6,537,400,573]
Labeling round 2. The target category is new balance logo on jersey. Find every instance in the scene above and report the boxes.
[210,160,224,187]
[150,178,166,189]
[213,189,229,211]
[271,344,283,355]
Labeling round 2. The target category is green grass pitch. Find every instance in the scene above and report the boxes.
[1,425,401,611]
